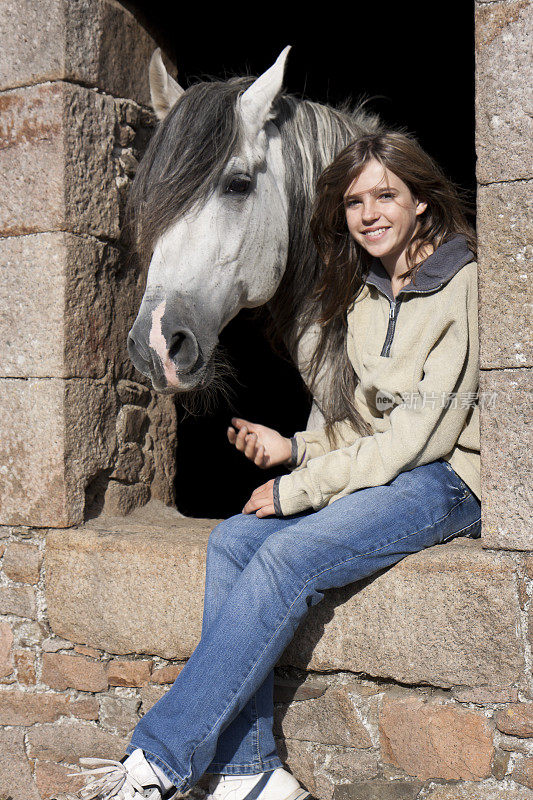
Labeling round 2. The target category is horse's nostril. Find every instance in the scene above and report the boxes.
[169,331,186,360]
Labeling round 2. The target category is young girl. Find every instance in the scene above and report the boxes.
[69,132,481,800]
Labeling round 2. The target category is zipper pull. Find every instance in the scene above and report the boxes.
[389,300,396,319]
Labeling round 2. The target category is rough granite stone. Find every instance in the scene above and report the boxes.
[42,652,108,692]
[45,517,214,657]
[0,233,140,379]
[479,369,532,550]
[2,542,43,584]
[0,377,117,526]
[379,696,494,780]
[333,779,423,800]
[423,780,533,799]
[494,704,533,737]
[35,760,85,800]
[0,586,37,618]
[0,83,119,239]
[99,695,141,735]
[477,181,533,368]
[0,727,40,800]
[0,0,176,105]
[0,690,98,725]
[45,529,526,688]
[0,622,14,678]
[475,0,533,183]
[26,720,128,763]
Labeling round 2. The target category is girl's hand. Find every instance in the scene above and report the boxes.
[227,417,292,469]
[242,479,276,517]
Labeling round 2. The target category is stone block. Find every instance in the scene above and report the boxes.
[274,685,372,748]
[494,703,533,737]
[424,781,533,799]
[477,181,533,368]
[512,755,533,790]
[27,720,128,763]
[0,233,140,379]
[42,652,108,692]
[107,658,152,686]
[13,649,36,684]
[150,664,184,684]
[278,737,379,800]
[379,697,494,780]
[99,695,141,735]
[273,676,329,704]
[0,377,117,526]
[452,686,519,704]
[45,516,214,657]
[475,0,532,183]
[45,528,526,686]
[0,727,40,800]
[140,684,170,713]
[35,760,85,800]
[0,0,175,105]
[0,585,37,618]
[479,369,532,549]
[0,622,13,678]
[282,539,525,688]
[333,779,422,800]
[0,690,98,725]
[3,542,42,583]
[102,481,151,516]
[0,83,119,239]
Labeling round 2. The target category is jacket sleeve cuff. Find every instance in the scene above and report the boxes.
[276,473,313,516]
[286,433,307,471]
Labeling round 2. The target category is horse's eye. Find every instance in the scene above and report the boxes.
[225,175,251,195]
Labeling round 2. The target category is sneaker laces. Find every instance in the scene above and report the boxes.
[69,757,155,799]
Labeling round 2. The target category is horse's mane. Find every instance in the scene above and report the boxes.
[126,76,382,427]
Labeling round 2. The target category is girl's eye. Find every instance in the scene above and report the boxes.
[224,175,252,195]
[345,199,360,207]
[379,192,394,200]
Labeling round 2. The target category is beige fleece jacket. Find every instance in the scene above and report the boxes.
[274,235,480,517]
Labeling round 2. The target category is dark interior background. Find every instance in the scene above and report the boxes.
[122,1,476,519]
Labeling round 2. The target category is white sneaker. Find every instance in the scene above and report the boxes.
[64,748,176,799]
[206,768,311,800]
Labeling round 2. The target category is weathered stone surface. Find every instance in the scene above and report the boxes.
[116,406,150,444]
[0,690,98,724]
[0,83,119,238]
[0,233,140,379]
[278,737,379,800]
[495,704,533,737]
[274,685,372,748]
[42,652,108,692]
[107,658,152,686]
[140,684,170,713]
[453,686,519,704]
[0,0,175,105]
[42,635,74,652]
[475,0,532,183]
[477,181,533,368]
[0,585,37,618]
[424,780,533,799]
[0,727,40,800]
[35,760,85,800]
[273,676,329,704]
[333,779,423,800]
[13,649,36,684]
[45,516,213,657]
[0,377,117,526]
[3,541,43,583]
[27,720,128,763]
[45,530,525,685]
[479,369,532,550]
[379,697,493,780]
[150,664,184,684]
[99,695,141,735]
[117,380,151,406]
[512,755,533,790]
[282,539,525,688]
[110,443,145,483]
[492,747,511,780]
[0,621,13,678]
[102,481,151,516]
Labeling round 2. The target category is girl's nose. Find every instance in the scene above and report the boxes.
[361,199,380,222]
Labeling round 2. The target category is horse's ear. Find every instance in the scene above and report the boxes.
[149,48,185,121]
[239,46,291,138]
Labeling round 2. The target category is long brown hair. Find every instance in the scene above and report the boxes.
[305,130,477,443]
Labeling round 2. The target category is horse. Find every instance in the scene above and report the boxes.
[127,46,382,431]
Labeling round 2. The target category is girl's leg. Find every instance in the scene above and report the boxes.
[126,458,480,793]
[201,511,307,775]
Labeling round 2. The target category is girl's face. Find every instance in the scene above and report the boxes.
[343,158,427,268]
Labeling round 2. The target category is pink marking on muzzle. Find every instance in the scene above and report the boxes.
[149,301,180,388]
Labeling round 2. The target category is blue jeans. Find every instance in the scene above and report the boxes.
[126,458,481,792]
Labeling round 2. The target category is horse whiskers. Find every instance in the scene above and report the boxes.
[176,346,240,419]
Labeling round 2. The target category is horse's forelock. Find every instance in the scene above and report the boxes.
[127,76,255,261]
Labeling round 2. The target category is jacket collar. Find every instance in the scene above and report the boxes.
[364,234,475,302]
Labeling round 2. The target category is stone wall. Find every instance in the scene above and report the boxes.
[0,0,178,527]
[0,0,531,798]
